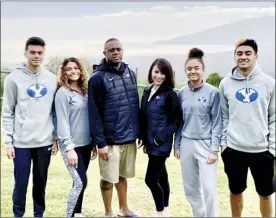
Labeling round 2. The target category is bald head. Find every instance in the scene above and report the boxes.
[104,38,120,50]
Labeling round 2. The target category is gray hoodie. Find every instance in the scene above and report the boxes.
[219,64,275,156]
[54,86,91,151]
[1,64,58,148]
[174,82,222,153]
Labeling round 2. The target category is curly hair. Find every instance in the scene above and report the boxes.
[58,57,88,96]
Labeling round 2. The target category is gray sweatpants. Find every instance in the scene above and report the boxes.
[180,137,219,217]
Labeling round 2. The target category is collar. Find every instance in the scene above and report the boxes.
[188,80,204,91]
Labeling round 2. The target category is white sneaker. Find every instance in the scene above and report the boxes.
[75,213,85,217]
[163,207,170,217]
[156,211,164,217]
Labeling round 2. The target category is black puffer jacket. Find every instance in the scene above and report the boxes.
[88,58,139,148]
[139,84,181,157]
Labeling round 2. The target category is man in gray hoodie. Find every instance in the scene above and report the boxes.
[219,39,275,217]
[1,37,59,217]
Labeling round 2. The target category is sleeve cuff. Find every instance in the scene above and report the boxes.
[97,141,107,149]
[220,139,227,146]
[65,144,75,151]
[5,143,14,149]
[53,135,59,141]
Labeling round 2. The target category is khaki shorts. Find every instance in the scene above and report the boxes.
[99,142,137,184]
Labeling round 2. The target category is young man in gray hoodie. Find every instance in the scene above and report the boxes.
[219,39,275,217]
[1,37,59,217]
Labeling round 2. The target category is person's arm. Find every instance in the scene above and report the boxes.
[174,90,184,151]
[268,84,275,157]
[218,81,229,146]
[155,90,181,145]
[88,73,107,149]
[138,89,148,144]
[209,91,222,153]
[1,75,17,148]
[51,96,59,141]
[54,89,75,151]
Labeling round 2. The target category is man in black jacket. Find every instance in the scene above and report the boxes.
[88,38,139,217]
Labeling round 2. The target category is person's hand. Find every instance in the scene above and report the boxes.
[67,149,78,167]
[221,145,227,154]
[50,140,59,155]
[136,139,143,149]
[174,150,180,160]
[207,153,218,164]
[98,146,109,161]
[91,147,97,160]
[143,145,147,154]
[6,147,15,159]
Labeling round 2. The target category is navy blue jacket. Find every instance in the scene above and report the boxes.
[88,58,139,148]
[139,85,181,157]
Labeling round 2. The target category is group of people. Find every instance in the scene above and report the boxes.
[1,36,275,218]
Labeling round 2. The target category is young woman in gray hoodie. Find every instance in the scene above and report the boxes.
[174,48,222,217]
[55,57,97,217]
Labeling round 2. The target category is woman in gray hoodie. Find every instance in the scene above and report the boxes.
[174,48,222,217]
[55,57,97,217]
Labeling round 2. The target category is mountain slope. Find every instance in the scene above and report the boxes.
[156,16,275,45]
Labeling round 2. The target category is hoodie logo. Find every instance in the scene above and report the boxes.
[235,88,258,103]
[27,84,48,98]
[198,97,207,103]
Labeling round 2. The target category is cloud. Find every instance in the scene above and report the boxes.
[1,5,275,62]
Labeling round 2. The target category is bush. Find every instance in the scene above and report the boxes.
[206,72,223,88]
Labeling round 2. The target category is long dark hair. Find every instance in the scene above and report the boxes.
[148,58,175,88]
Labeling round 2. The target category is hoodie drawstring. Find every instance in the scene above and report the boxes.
[126,66,135,85]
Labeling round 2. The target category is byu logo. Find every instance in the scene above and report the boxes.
[198,97,207,103]
[27,84,47,98]
[235,88,258,103]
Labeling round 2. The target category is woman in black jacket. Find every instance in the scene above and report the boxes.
[139,58,181,217]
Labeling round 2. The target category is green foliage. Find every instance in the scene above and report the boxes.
[206,72,224,88]
[1,73,8,112]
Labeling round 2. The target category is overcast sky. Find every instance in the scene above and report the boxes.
[1,2,275,63]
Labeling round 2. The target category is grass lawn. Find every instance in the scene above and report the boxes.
[1,146,274,217]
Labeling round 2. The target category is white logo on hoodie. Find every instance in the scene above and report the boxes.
[235,88,258,103]
[27,84,48,98]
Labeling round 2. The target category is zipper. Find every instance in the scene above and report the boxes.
[120,74,137,135]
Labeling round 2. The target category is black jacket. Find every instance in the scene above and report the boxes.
[88,58,139,148]
[139,84,181,157]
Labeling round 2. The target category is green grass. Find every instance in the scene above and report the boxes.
[1,145,273,217]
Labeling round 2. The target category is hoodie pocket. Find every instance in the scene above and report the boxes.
[228,120,266,147]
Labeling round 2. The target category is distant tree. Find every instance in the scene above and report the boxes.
[44,56,64,75]
[45,56,93,77]
[206,72,223,88]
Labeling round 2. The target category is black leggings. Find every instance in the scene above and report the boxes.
[145,154,170,212]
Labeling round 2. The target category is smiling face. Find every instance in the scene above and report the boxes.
[64,61,81,82]
[185,58,204,82]
[151,65,165,86]
[235,45,257,71]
